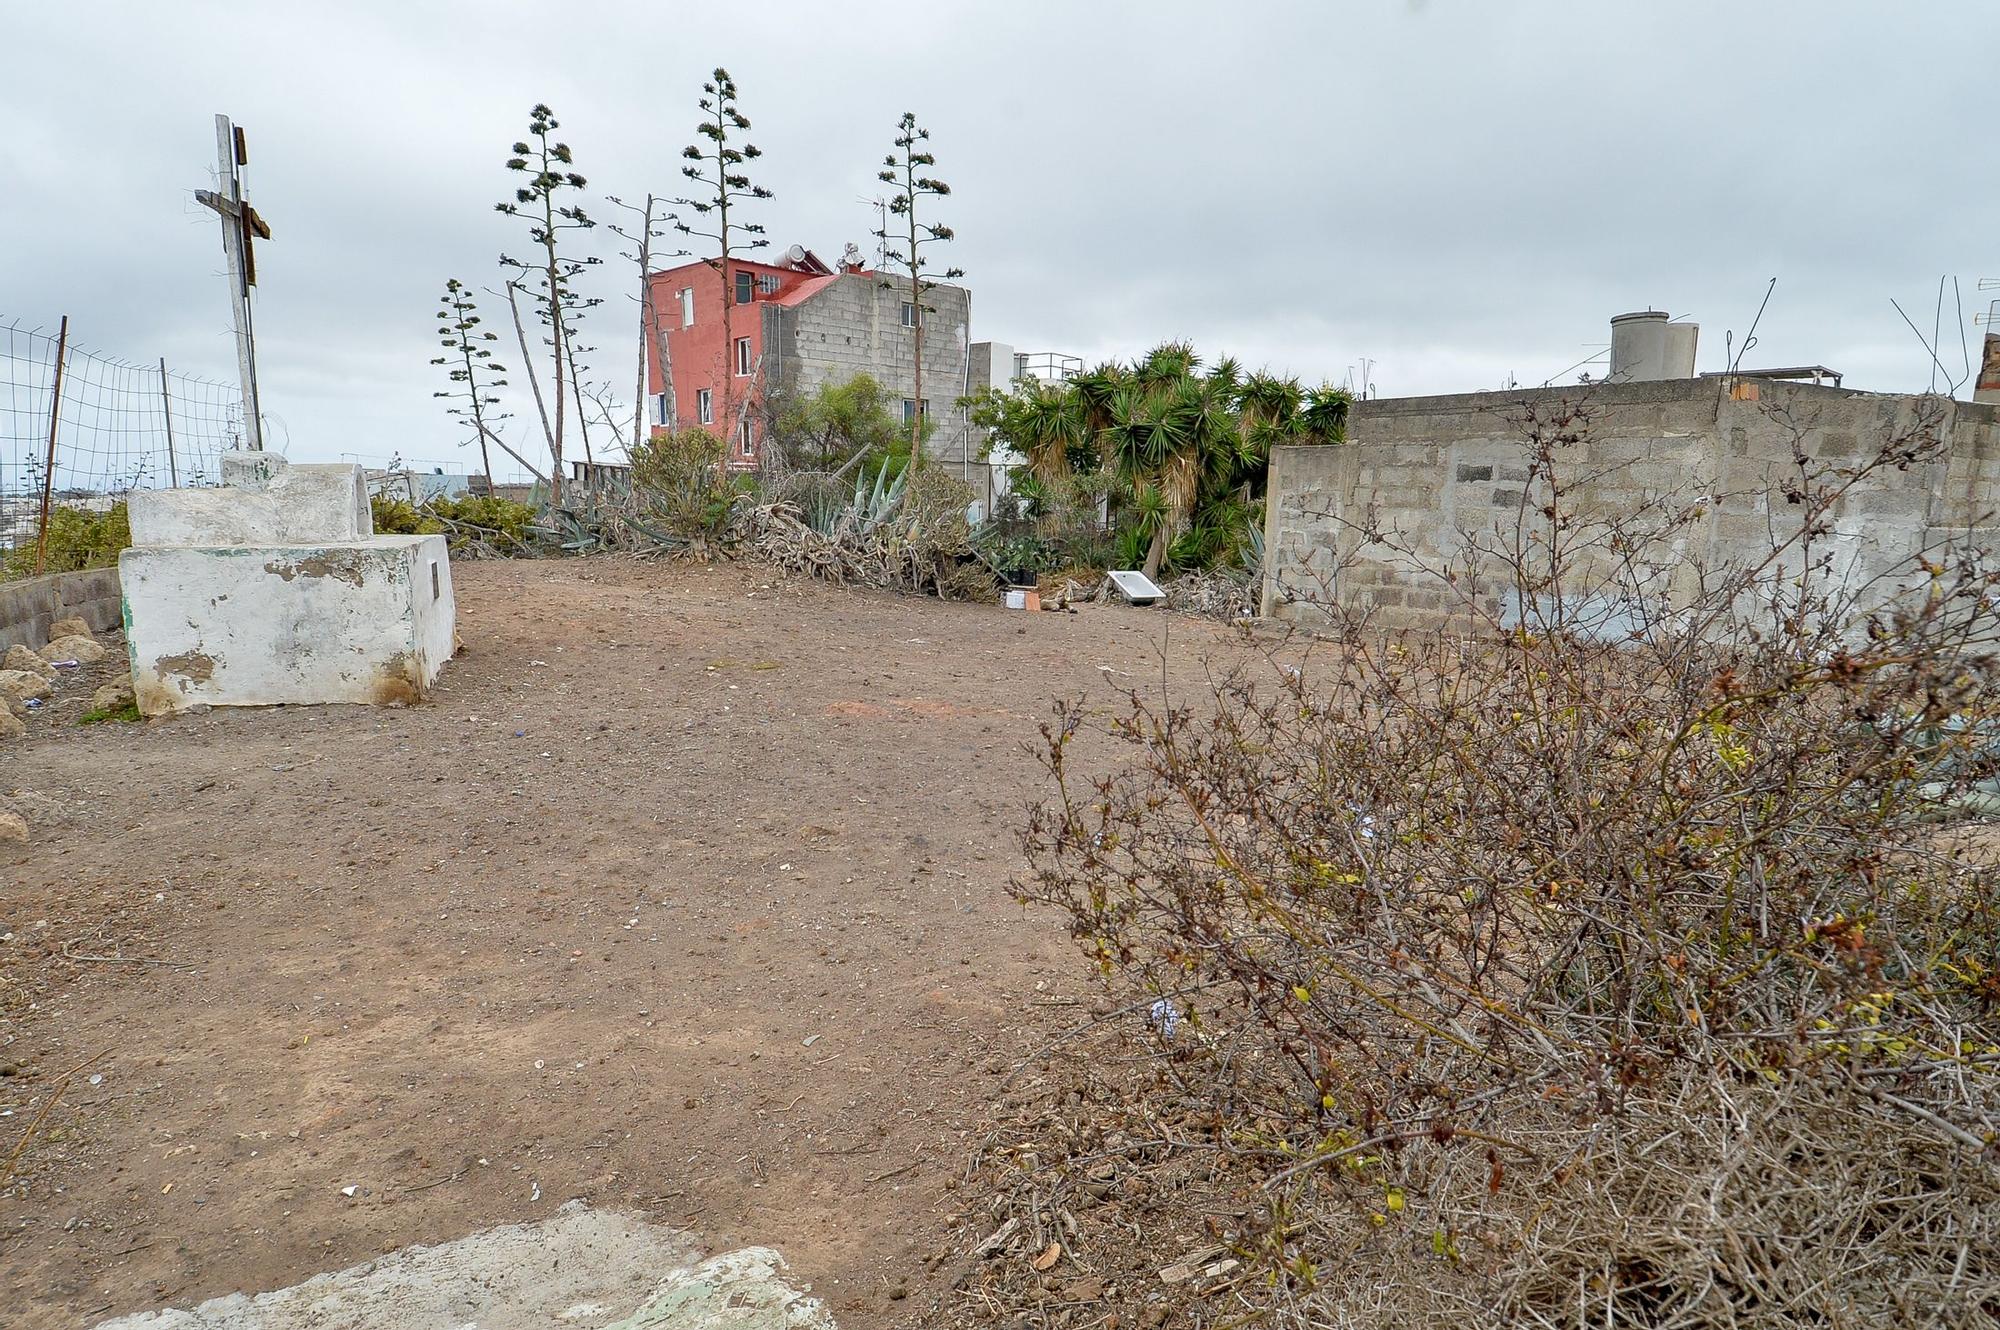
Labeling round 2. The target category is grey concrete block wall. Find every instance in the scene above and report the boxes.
[767,273,976,467]
[0,566,123,651]
[1262,378,2000,633]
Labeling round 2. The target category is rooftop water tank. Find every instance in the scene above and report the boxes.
[1609,311,1698,382]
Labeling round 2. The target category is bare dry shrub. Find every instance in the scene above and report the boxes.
[1164,568,1256,621]
[1013,397,2000,1327]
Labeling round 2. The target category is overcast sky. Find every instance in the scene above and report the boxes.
[4,0,1996,478]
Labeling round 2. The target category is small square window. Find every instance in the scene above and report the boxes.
[735,270,754,305]
[697,388,713,425]
[735,338,752,376]
[901,398,930,423]
[900,302,918,329]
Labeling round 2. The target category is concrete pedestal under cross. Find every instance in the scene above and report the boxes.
[120,454,456,714]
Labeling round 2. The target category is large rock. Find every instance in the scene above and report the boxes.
[0,710,22,741]
[47,616,93,641]
[41,634,107,664]
[90,1201,833,1330]
[2,644,53,678]
[0,669,53,703]
[0,810,24,842]
[93,677,136,712]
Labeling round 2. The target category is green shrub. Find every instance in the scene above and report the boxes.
[369,495,442,536]
[2,501,130,579]
[766,372,907,473]
[428,494,540,553]
[979,532,1058,582]
[629,427,747,551]
[370,492,541,555]
[1110,524,1150,570]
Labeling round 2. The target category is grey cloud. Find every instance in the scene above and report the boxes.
[4,0,1993,475]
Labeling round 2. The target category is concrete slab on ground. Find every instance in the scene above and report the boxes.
[93,1202,834,1330]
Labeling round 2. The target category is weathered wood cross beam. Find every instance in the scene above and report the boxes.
[193,114,270,451]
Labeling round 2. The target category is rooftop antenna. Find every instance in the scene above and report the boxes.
[1891,279,1969,397]
[1975,278,2000,330]
[1933,274,1946,394]
[856,195,889,268]
[1954,275,1970,390]
[1726,277,1776,375]
[1539,344,1608,388]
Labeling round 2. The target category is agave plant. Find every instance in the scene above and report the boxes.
[1240,510,1266,579]
[846,459,908,535]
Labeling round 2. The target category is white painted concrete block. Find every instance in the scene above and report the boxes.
[129,460,371,547]
[120,535,455,714]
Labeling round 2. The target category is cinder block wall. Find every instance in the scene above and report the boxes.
[768,273,976,469]
[1262,378,2000,632]
[0,567,123,651]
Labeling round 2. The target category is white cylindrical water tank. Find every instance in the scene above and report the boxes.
[1609,311,1698,382]
[1664,321,1698,377]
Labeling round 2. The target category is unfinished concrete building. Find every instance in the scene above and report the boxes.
[1262,312,2000,633]
[644,246,972,474]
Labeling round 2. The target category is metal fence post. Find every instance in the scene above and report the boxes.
[159,357,180,487]
[33,315,69,575]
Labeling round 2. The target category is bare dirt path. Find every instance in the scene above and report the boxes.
[0,558,1257,1328]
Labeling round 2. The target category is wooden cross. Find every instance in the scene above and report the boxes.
[194,114,270,451]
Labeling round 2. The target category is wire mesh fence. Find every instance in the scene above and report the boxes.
[2,317,244,557]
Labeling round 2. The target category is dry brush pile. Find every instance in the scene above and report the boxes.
[750,464,994,601]
[544,431,999,600]
[961,398,2000,1328]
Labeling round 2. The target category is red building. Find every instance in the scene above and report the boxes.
[643,244,974,473]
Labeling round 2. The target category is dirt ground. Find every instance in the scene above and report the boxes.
[0,557,1274,1328]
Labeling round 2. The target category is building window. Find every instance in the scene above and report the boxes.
[901,398,930,423]
[697,388,713,425]
[738,419,755,457]
[757,273,781,295]
[735,270,754,305]
[653,393,669,426]
[735,337,752,376]
[679,287,694,327]
[900,301,918,329]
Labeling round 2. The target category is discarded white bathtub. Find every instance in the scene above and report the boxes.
[1106,569,1165,606]
[121,453,455,715]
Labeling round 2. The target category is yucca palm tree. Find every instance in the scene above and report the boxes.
[1013,380,1088,483]
[968,343,1349,578]
[1298,384,1353,444]
[1097,346,1240,578]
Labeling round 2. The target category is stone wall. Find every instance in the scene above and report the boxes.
[0,567,122,652]
[1262,377,2000,632]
